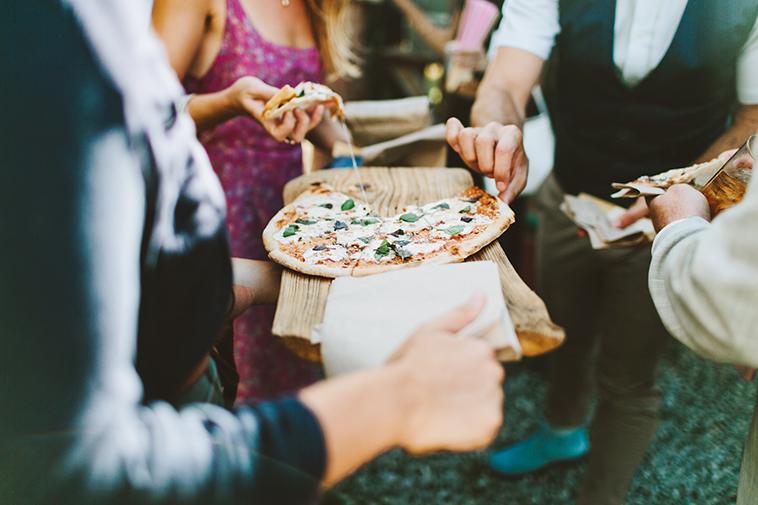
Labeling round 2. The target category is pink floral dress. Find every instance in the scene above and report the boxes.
[185,0,322,402]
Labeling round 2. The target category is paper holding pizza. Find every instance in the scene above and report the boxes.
[262,82,345,121]
[611,157,723,199]
[262,183,515,278]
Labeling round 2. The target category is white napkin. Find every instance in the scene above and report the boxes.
[313,261,520,377]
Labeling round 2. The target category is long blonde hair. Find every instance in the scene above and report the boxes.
[307,0,361,80]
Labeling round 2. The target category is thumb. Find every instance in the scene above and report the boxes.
[446,117,464,151]
[614,197,648,229]
[424,293,486,334]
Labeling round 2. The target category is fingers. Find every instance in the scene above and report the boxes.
[458,127,479,171]
[290,109,312,143]
[474,128,497,177]
[268,111,296,142]
[500,149,528,203]
[424,293,486,334]
[613,197,649,228]
[493,124,522,194]
[309,105,325,131]
[445,117,464,152]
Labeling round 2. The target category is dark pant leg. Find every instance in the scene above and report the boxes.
[536,176,602,428]
[578,246,668,505]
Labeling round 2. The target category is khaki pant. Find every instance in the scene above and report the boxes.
[536,175,669,505]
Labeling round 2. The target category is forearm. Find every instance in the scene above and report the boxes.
[308,116,351,153]
[696,104,758,162]
[229,258,281,318]
[471,83,525,128]
[393,0,455,56]
[299,365,405,486]
[187,89,241,133]
[470,48,542,128]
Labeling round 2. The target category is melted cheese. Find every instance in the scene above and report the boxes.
[303,245,349,263]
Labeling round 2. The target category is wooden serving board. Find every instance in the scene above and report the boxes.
[272,167,564,362]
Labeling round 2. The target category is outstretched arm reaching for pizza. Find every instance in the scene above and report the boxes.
[300,295,505,485]
[445,47,544,203]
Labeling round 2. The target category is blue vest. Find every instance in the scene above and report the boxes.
[546,0,758,198]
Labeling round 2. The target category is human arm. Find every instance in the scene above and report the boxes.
[0,7,504,502]
[300,295,504,485]
[152,0,324,139]
[444,0,557,202]
[308,114,352,155]
[445,47,544,202]
[392,0,458,56]
[648,183,758,368]
[228,259,283,319]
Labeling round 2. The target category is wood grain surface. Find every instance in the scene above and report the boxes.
[272,167,564,362]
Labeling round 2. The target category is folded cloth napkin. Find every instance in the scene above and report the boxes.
[313,261,520,377]
[561,193,655,250]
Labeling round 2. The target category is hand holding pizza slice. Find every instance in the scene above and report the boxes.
[262,81,346,121]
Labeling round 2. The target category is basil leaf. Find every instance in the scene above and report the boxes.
[296,218,316,225]
[399,213,420,223]
[443,225,465,236]
[375,239,391,257]
[334,221,348,231]
[358,236,372,244]
[390,228,405,237]
[465,195,482,203]
[283,224,299,237]
[341,199,355,211]
[352,217,379,226]
[459,205,472,214]
[432,202,450,210]
[393,240,410,247]
[319,203,333,209]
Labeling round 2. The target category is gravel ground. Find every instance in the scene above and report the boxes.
[325,339,757,505]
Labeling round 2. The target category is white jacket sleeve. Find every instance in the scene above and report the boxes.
[649,181,758,368]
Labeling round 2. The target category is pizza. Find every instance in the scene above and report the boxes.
[262,184,515,278]
[262,82,345,121]
[611,158,723,199]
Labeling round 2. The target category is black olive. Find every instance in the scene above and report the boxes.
[465,195,482,203]
[313,245,328,251]
[461,216,474,223]
[334,221,348,231]
[390,229,405,237]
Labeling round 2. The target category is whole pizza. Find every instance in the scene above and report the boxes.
[262,183,515,277]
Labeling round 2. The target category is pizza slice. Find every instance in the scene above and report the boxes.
[262,82,346,121]
[611,158,723,199]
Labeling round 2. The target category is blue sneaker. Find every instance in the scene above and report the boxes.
[489,422,589,476]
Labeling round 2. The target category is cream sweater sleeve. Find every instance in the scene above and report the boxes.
[649,180,758,369]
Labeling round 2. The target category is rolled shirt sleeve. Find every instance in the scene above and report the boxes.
[487,0,560,60]
[649,185,758,368]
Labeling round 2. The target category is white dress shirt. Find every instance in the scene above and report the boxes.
[489,0,758,103]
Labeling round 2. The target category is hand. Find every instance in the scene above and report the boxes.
[229,76,325,143]
[388,294,505,454]
[614,197,650,229]
[445,118,529,203]
[648,184,711,232]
